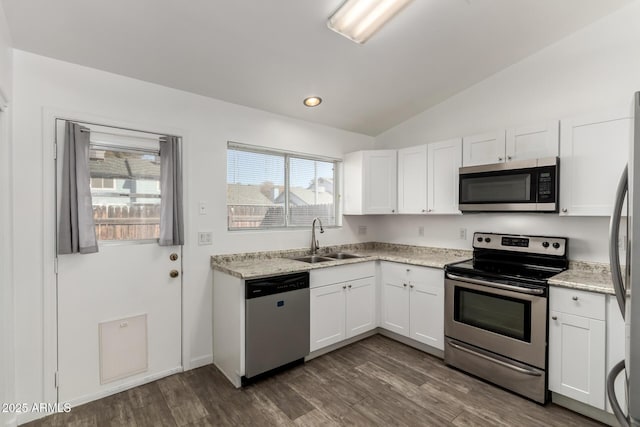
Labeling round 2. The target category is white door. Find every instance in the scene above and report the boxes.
[345,277,376,338]
[409,270,444,350]
[55,120,182,405]
[462,131,506,166]
[559,110,632,216]
[549,311,606,409]
[310,283,346,352]
[428,138,462,214]
[505,121,559,162]
[380,280,410,336]
[397,145,427,214]
[363,150,397,214]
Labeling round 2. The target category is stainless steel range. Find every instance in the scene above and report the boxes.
[444,232,568,404]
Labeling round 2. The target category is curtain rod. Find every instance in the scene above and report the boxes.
[80,127,167,142]
[56,118,181,139]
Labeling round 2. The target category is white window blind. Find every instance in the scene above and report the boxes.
[226,143,339,230]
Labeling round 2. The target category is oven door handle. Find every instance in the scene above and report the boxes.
[446,273,545,295]
[448,340,542,377]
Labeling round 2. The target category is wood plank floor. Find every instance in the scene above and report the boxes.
[25,335,605,426]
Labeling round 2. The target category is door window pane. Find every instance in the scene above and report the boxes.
[461,173,531,203]
[89,149,161,240]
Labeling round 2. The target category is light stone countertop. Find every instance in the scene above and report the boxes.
[210,242,472,279]
[548,261,614,295]
[211,242,617,295]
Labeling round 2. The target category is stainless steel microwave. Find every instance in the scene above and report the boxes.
[458,157,558,213]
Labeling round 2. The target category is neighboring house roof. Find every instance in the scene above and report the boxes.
[90,154,160,180]
[227,184,273,205]
[274,187,333,206]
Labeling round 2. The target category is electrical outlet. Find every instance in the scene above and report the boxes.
[418,226,424,237]
[459,228,467,240]
[198,231,213,245]
[358,225,367,235]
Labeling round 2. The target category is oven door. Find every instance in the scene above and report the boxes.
[444,273,547,369]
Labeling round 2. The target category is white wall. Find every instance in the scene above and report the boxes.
[0,2,13,426]
[11,50,374,421]
[374,1,640,262]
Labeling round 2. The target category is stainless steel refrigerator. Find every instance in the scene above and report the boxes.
[608,91,640,427]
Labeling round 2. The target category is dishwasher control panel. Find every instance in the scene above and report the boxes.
[245,272,309,299]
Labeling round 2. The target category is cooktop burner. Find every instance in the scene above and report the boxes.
[446,232,569,287]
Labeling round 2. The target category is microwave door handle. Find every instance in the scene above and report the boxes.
[609,164,627,318]
[607,359,630,427]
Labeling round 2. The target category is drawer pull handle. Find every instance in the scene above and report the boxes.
[572,296,579,301]
[348,284,352,289]
[342,285,346,290]
[410,284,414,289]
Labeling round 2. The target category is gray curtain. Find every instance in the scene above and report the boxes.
[159,136,184,246]
[58,121,98,254]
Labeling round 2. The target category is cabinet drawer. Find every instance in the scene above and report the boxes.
[550,287,605,321]
[310,261,375,288]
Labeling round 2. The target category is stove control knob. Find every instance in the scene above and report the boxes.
[477,237,483,242]
[542,241,550,248]
[485,237,491,243]
[552,242,560,249]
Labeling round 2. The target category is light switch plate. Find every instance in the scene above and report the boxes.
[198,201,207,215]
[358,225,367,235]
[198,231,213,245]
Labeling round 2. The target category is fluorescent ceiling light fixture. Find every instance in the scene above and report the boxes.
[327,0,414,44]
[303,96,322,107]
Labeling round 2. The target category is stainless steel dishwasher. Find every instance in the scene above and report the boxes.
[244,272,310,383]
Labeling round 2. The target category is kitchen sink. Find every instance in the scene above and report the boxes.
[291,255,334,264]
[324,252,363,260]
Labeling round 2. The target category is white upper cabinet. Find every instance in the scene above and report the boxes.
[462,131,506,166]
[397,145,427,214]
[505,121,559,161]
[463,122,559,167]
[344,150,397,215]
[559,110,632,216]
[428,138,462,214]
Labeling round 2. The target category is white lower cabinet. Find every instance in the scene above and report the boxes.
[549,287,606,410]
[310,263,376,352]
[380,262,444,350]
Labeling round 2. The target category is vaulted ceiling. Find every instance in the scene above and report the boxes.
[1,0,633,135]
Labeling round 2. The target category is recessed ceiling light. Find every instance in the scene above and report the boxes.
[303,96,322,107]
[328,0,414,44]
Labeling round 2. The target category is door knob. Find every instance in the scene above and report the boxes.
[551,316,558,320]
[498,157,503,161]
[169,270,180,278]
[507,156,512,160]
[572,296,579,301]
[170,253,179,261]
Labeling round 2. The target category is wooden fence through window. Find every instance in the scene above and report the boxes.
[93,204,160,240]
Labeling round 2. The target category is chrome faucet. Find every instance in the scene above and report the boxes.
[311,217,325,255]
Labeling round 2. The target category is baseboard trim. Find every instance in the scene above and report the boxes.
[551,392,618,426]
[189,354,213,370]
[18,366,183,425]
[306,330,378,360]
[377,329,444,359]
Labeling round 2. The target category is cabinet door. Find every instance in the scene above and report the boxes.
[549,311,606,409]
[559,110,632,216]
[408,269,444,350]
[310,283,346,352]
[345,277,377,338]
[428,138,462,214]
[397,145,427,214]
[505,121,559,161]
[363,150,397,214]
[462,131,506,166]
[380,277,410,337]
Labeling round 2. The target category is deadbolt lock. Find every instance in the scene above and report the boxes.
[170,253,179,261]
[169,270,180,278]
